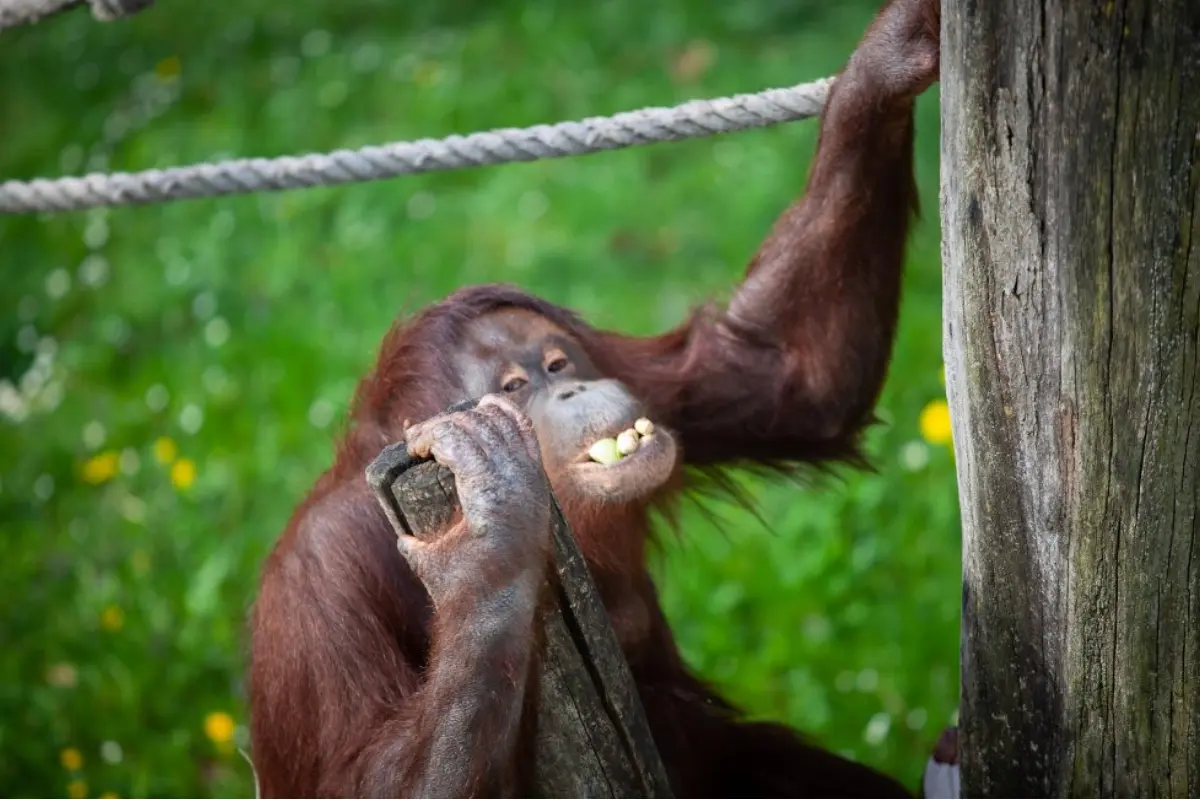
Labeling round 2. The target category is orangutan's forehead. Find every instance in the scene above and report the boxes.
[457,307,573,360]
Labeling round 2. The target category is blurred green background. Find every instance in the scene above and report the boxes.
[0,0,960,796]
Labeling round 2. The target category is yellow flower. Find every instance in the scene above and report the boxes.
[170,458,196,490]
[100,604,125,632]
[82,450,120,485]
[153,437,177,465]
[919,399,953,446]
[67,779,87,798]
[204,711,236,745]
[155,56,181,80]
[60,747,83,771]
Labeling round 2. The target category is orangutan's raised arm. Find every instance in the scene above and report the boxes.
[607,0,939,468]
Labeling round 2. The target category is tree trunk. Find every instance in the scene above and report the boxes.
[940,1,1200,797]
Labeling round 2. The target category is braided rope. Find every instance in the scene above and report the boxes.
[88,0,152,22]
[0,0,150,29]
[0,78,834,215]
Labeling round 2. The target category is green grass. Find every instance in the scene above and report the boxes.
[0,0,960,796]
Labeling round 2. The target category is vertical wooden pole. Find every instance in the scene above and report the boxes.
[940,1,1200,795]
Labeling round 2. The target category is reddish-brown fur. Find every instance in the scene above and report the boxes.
[248,0,941,795]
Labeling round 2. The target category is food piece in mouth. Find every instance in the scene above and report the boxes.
[587,438,622,465]
[587,418,654,465]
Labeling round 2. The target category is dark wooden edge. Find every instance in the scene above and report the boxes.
[363,439,418,537]
[545,499,674,796]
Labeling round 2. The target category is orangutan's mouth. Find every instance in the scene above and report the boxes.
[577,417,658,466]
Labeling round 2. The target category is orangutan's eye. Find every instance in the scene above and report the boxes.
[546,357,569,373]
[502,377,527,393]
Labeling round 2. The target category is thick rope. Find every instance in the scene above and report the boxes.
[0,0,150,29]
[0,78,833,215]
[88,0,151,22]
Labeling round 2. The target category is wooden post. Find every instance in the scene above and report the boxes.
[941,1,1200,796]
[366,436,673,798]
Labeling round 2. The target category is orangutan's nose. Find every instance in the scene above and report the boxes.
[553,383,589,402]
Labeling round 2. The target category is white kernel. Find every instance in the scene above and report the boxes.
[616,430,639,455]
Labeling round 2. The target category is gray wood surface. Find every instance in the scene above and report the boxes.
[941,0,1200,795]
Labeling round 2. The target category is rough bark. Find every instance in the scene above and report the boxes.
[366,441,673,798]
[941,1,1200,796]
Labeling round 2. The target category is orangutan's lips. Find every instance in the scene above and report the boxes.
[583,418,656,465]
